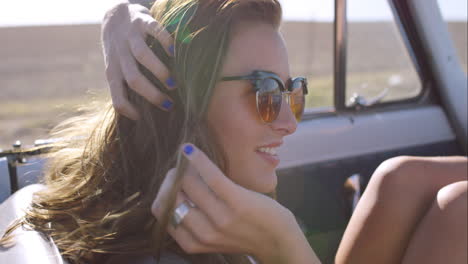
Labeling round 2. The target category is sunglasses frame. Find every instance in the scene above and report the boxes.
[220,70,308,123]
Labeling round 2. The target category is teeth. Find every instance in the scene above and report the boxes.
[258,147,277,155]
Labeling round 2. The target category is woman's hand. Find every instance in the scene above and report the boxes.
[152,144,320,264]
[101,3,175,120]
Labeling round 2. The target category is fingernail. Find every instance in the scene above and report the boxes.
[183,144,194,155]
[166,77,176,88]
[169,44,175,56]
[162,100,173,110]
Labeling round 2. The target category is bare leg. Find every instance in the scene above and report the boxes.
[401,181,467,264]
[335,156,468,264]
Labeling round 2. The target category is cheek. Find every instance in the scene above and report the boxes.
[207,91,261,169]
[209,100,253,151]
[208,91,259,142]
[207,87,277,193]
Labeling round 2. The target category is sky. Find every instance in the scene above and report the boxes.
[0,0,466,27]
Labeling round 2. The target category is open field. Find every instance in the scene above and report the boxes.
[0,22,466,150]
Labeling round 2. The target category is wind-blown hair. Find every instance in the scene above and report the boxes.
[1,1,282,263]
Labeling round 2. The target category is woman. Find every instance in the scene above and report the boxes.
[2,0,318,263]
[1,1,466,264]
[101,1,468,264]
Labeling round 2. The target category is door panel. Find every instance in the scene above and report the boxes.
[278,105,456,170]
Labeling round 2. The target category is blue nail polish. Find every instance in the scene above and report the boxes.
[166,77,176,88]
[162,100,173,110]
[184,145,194,155]
[169,45,175,55]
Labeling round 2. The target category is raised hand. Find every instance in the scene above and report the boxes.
[152,144,320,264]
[101,3,175,120]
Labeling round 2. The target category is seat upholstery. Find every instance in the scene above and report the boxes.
[0,184,65,264]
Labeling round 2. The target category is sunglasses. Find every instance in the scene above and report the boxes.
[220,70,308,123]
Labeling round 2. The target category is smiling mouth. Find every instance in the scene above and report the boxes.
[257,147,278,155]
[255,147,280,167]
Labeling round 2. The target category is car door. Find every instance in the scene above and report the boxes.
[276,0,467,263]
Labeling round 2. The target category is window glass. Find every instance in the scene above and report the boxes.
[437,0,467,74]
[279,0,335,109]
[346,0,421,107]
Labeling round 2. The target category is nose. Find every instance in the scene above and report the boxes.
[270,94,297,135]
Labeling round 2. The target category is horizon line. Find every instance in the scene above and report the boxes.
[1,18,466,28]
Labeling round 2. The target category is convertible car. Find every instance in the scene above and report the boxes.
[0,0,466,263]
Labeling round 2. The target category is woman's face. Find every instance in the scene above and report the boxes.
[207,22,297,194]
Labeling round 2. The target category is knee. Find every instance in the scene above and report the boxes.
[436,181,467,215]
[370,156,422,195]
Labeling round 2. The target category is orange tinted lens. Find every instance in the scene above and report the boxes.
[256,78,282,122]
[290,94,305,121]
[257,92,282,123]
[290,80,305,121]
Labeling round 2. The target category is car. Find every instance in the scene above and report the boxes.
[0,0,466,263]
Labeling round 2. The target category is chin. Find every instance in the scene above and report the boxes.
[230,167,278,194]
[252,171,278,194]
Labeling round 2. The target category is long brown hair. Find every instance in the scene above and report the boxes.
[1,1,282,263]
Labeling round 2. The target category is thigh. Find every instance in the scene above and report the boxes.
[402,181,467,264]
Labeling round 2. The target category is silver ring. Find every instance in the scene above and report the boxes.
[171,202,191,228]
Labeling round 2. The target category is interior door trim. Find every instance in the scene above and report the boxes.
[278,105,455,169]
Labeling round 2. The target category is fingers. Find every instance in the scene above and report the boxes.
[109,79,141,120]
[128,35,175,91]
[169,193,223,250]
[169,221,214,254]
[181,164,231,228]
[138,13,174,56]
[152,168,178,216]
[181,144,240,206]
[151,169,221,254]
[118,43,175,112]
[167,198,214,254]
[131,3,151,15]
[104,50,140,120]
[102,3,177,117]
